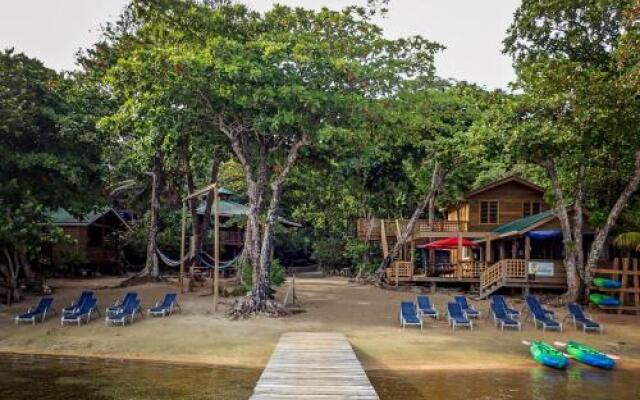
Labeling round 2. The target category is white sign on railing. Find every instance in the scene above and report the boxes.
[528,261,554,277]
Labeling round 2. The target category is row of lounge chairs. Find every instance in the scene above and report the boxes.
[399,294,603,333]
[15,291,180,327]
[400,295,480,332]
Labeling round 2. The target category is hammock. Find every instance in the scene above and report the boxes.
[155,245,242,270]
[155,246,186,268]
[196,251,242,270]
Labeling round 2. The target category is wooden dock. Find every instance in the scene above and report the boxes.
[250,332,379,400]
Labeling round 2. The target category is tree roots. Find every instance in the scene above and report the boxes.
[228,295,288,319]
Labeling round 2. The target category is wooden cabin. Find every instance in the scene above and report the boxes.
[447,175,549,232]
[356,175,596,297]
[48,208,131,268]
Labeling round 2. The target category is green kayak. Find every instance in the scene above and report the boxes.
[530,340,569,369]
[592,278,622,289]
[565,341,615,369]
[589,293,620,306]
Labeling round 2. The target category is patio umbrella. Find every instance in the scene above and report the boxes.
[417,237,479,249]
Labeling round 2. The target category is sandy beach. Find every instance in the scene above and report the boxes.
[1,276,639,372]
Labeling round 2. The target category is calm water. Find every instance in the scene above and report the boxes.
[0,355,260,400]
[1,355,639,399]
[369,367,640,400]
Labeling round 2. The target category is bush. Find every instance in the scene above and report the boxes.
[240,258,286,291]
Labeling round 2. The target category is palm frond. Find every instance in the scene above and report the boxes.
[612,232,640,250]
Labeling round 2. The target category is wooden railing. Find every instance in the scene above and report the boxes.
[480,259,527,291]
[438,261,486,279]
[385,261,414,284]
[416,220,468,233]
[356,218,468,239]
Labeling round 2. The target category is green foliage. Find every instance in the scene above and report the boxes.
[503,0,640,220]
[240,259,286,289]
[613,232,640,250]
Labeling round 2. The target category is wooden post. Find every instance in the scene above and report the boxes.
[213,186,220,312]
[380,219,389,258]
[524,235,531,283]
[511,239,518,259]
[499,241,506,261]
[633,259,639,315]
[457,232,463,279]
[486,238,492,264]
[179,201,187,294]
[618,257,629,315]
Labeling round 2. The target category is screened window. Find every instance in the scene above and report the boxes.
[480,201,498,224]
[523,201,541,218]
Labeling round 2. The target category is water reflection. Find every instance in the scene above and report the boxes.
[368,367,640,400]
[1,354,639,400]
[0,354,260,400]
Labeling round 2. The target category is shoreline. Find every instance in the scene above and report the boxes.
[3,347,640,372]
[2,277,640,376]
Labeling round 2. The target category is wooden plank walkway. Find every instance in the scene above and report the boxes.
[250,332,379,400]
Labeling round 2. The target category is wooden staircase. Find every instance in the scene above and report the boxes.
[479,259,526,299]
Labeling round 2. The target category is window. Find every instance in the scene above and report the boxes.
[480,201,498,224]
[523,201,542,218]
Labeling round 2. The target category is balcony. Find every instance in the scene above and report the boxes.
[356,218,468,240]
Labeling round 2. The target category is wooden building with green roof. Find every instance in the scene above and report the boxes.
[357,176,597,296]
[48,207,131,269]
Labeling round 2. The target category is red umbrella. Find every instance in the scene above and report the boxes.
[417,237,478,249]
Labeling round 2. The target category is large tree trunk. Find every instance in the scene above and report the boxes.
[0,248,22,304]
[542,159,580,301]
[584,151,640,295]
[222,124,309,317]
[19,252,36,283]
[374,163,445,284]
[140,152,162,280]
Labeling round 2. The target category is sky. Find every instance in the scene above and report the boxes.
[0,0,520,89]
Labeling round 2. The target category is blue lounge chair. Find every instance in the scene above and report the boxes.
[105,299,141,327]
[61,297,97,326]
[416,295,438,319]
[15,297,54,325]
[490,295,520,319]
[399,301,423,331]
[490,303,521,331]
[62,291,96,316]
[447,302,473,331]
[525,296,562,332]
[106,292,139,317]
[148,293,180,317]
[566,303,603,334]
[454,295,480,319]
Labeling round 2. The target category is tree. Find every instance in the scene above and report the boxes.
[504,0,640,300]
[0,49,107,298]
[85,1,233,280]
[111,1,441,315]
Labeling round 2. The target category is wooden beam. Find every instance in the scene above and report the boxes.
[179,201,187,294]
[183,182,217,201]
[213,187,220,312]
[380,219,389,258]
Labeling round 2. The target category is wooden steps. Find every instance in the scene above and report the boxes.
[251,332,379,400]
